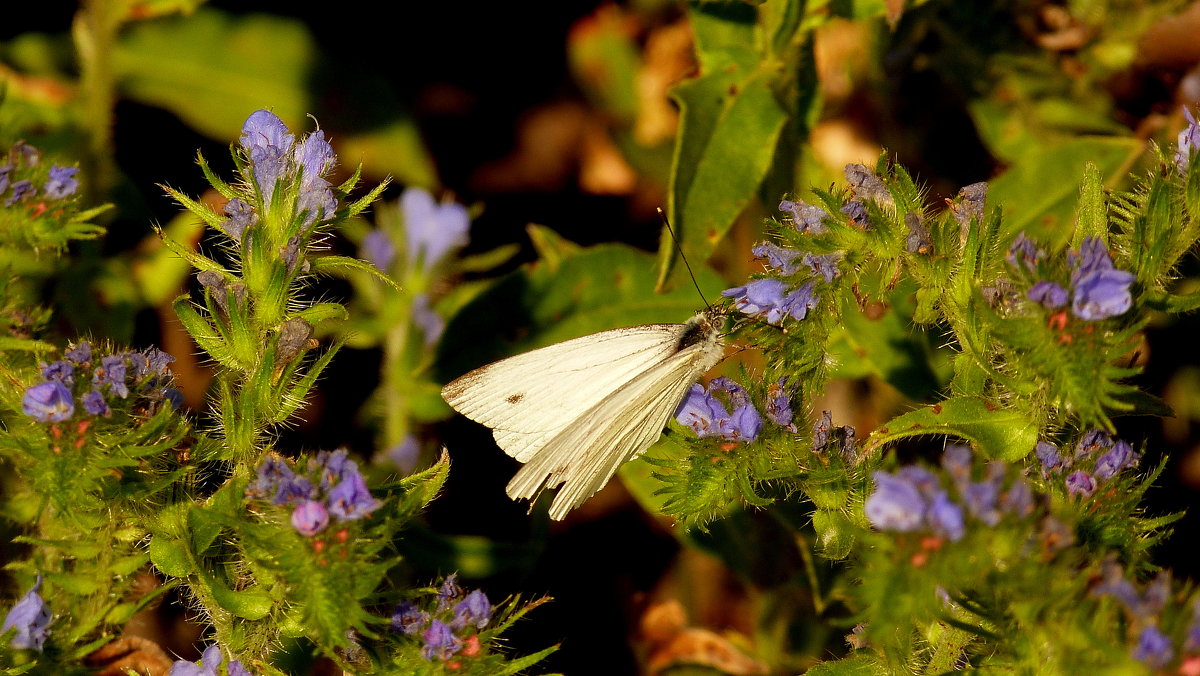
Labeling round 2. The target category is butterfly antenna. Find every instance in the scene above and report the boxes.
[657,207,711,309]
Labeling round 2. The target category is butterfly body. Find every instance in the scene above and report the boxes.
[441,308,726,520]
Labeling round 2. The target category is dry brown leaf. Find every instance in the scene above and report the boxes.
[635,19,694,147]
[641,599,768,676]
[84,635,174,676]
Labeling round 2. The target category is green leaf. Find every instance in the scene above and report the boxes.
[833,293,941,401]
[812,508,857,560]
[310,255,398,290]
[205,575,273,620]
[149,535,193,577]
[1074,161,1106,245]
[804,655,890,676]
[115,8,315,141]
[391,449,451,517]
[864,397,1038,462]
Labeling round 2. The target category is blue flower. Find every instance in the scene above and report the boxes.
[1035,441,1063,474]
[840,199,869,228]
[2,575,51,651]
[674,381,762,442]
[450,589,492,631]
[391,600,429,635]
[403,188,470,272]
[169,644,222,676]
[865,471,926,532]
[361,229,396,272]
[412,294,445,346]
[43,165,78,199]
[1093,439,1137,481]
[722,279,785,319]
[227,660,254,676]
[1075,429,1112,458]
[312,448,356,489]
[293,129,335,188]
[1069,237,1134,321]
[927,492,965,541]
[220,198,256,240]
[132,347,175,379]
[22,381,74,422]
[675,384,729,439]
[383,436,421,475]
[1177,107,1200,172]
[940,445,972,481]
[905,213,931,254]
[82,390,110,417]
[751,243,802,275]
[811,410,832,452]
[327,472,381,521]
[291,500,330,537]
[1065,470,1096,498]
[802,253,840,282]
[65,341,92,365]
[0,164,10,194]
[999,479,1033,517]
[1132,626,1173,668]
[952,182,988,226]
[421,619,462,660]
[42,360,74,384]
[6,180,35,206]
[247,456,293,500]
[1027,281,1067,309]
[274,476,316,506]
[93,354,129,398]
[240,110,295,203]
[1006,233,1043,273]
[765,378,794,430]
[436,574,463,611]
[779,199,829,234]
[963,478,1002,527]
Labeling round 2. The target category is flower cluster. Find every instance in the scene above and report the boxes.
[722,279,818,325]
[235,109,337,233]
[865,446,1033,541]
[1035,430,1139,498]
[0,142,80,210]
[1088,560,1200,669]
[1006,234,1134,321]
[1,575,50,652]
[392,575,493,662]
[1176,106,1200,173]
[20,342,179,423]
[246,449,382,537]
[169,644,254,676]
[675,377,794,443]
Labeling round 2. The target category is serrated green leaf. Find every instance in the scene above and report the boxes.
[865,397,1038,462]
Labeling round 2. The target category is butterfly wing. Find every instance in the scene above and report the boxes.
[441,324,684,462]
[505,328,725,520]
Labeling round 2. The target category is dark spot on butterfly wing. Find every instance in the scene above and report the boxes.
[506,393,524,404]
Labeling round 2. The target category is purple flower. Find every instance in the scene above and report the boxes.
[1132,626,1173,668]
[905,213,931,254]
[450,589,492,631]
[43,165,78,199]
[6,179,34,206]
[1027,281,1067,309]
[840,200,869,228]
[1094,440,1137,481]
[845,164,893,205]
[313,448,356,489]
[22,381,74,422]
[927,492,965,541]
[963,479,1002,526]
[865,471,926,532]
[1036,441,1063,473]
[802,253,840,282]
[383,436,421,475]
[1065,470,1096,498]
[327,472,381,521]
[293,129,335,187]
[361,229,396,272]
[1006,233,1043,273]
[82,390,110,417]
[93,354,129,398]
[274,476,316,506]
[941,445,972,481]
[220,198,256,240]
[132,347,175,379]
[1075,429,1112,457]
[811,410,832,452]
[291,500,330,536]
[2,575,50,651]
[1069,237,1134,321]
[240,110,294,203]
[227,660,253,676]
[724,403,762,441]
[247,456,293,500]
[65,341,91,365]
[169,644,222,676]
[779,282,819,322]
[391,600,428,635]
[779,199,829,234]
[722,279,785,321]
[296,179,337,229]
[1177,107,1200,172]
[674,381,761,442]
[403,188,470,272]
[0,164,11,194]
[41,360,74,384]
[953,182,988,226]
[1091,561,1140,609]
[709,377,749,408]
[1000,479,1033,517]
[765,378,794,430]
[751,242,802,275]
[437,574,463,609]
[412,294,445,346]
[676,385,729,439]
[421,619,462,660]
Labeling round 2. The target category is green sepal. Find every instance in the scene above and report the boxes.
[196,151,239,201]
[340,173,391,221]
[290,302,350,324]
[172,295,239,370]
[310,255,398,289]
[160,184,225,230]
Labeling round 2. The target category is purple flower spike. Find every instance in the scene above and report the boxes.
[1036,441,1064,474]
[1177,107,1200,172]
[361,229,396,272]
[1132,626,1173,669]
[865,471,926,532]
[1069,237,1134,321]
[779,282,819,322]
[1027,281,1068,309]
[327,472,381,521]
[22,381,74,423]
[2,575,51,651]
[402,188,470,272]
[450,589,492,631]
[94,354,129,398]
[6,180,34,206]
[44,165,79,199]
[421,619,462,661]
[779,199,829,234]
[392,600,429,635]
[927,492,965,541]
[42,360,74,384]
[291,500,330,537]
[1065,470,1097,498]
[751,242,802,275]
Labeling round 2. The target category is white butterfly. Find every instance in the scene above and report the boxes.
[441,308,727,520]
